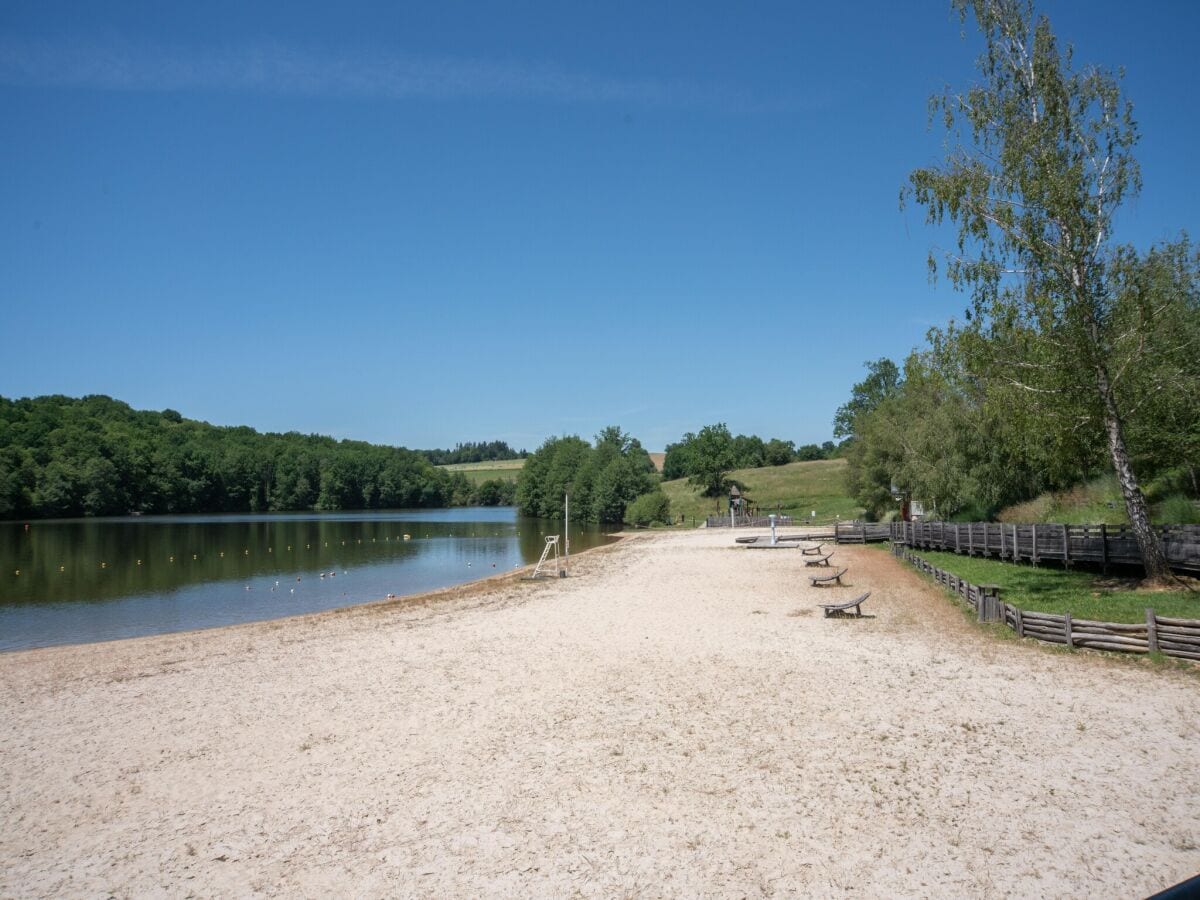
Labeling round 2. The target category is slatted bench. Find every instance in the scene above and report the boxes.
[801,543,826,555]
[804,553,834,567]
[820,592,870,618]
[809,567,848,587]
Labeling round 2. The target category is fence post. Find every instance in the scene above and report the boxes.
[1100,523,1108,574]
[978,584,1002,622]
[1014,606,1025,638]
[1064,612,1074,649]
[1032,525,1039,566]
[1146,608,1159,654]
[1062,523,1070,567]
[1012,524,1019,561]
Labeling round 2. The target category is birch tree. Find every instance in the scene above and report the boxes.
[907,0,1188,579]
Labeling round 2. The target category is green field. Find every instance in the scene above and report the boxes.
[907,549,1200,623]
[660,459,862,525]
[438,458,526,484]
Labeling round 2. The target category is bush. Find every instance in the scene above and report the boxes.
[625,491,672,527]
[1156,494,1200,524]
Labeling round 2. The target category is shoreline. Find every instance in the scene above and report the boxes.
[2,528,1197,897]
[0,530,629,661]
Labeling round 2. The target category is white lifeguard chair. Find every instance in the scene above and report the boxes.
[524,535,563,580]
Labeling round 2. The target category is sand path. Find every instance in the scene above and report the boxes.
[1,529,1197,897]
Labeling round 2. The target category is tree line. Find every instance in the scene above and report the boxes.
[663,425,835,495]
[418,441,527,466]
[839,0,1200,579]
[515,427,663,525]
[515,423,840,527]
[0,395,516,520]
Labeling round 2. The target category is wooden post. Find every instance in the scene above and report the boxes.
[1100,523,1108,574]
[1012,524,1019,561]
[1000,524,1006,560]
[955,524,961,553]
[1146,608,1159,654]
[968,523,974,556]
[1031,524,1039,566]
[977,585,1002,622]
[1064,612,1074,649]
[1014,606,1025,638]
[1062,523,1070,567]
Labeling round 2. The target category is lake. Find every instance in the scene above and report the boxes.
[0,508,613,651]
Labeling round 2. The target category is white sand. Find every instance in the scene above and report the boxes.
[2,528,1198,898]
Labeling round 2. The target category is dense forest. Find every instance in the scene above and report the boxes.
[0,395,516,520]
[515,427,663,524]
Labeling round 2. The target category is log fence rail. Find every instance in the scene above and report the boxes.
[893,545,1200,662]
[705,514,795,528]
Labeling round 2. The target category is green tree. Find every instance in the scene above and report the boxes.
[662,436,695,481]
[687,424,737,497]
[763,438,795,466]
[833,359,903,440]
[795,443,825,462]
[906,0,1188,578]
[625,491,671,527]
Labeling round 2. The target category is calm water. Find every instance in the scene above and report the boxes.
[0,508,612,651]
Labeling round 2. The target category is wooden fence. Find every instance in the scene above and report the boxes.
[833,522,892,544]
[893,545,1200,662]
[891,520,1200,574]
[705,514,794,528]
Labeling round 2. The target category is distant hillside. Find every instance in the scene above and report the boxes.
[0,394,506,519]
[438,459,525,484]
[661,458,862,525]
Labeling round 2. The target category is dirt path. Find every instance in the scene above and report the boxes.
[1,529,1197,897]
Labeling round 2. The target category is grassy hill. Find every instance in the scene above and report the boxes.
[661,458,862,525]
[998,475,1200,525]
[438,458,525,484]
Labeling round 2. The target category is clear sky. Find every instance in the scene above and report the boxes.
[3,1,1198,452]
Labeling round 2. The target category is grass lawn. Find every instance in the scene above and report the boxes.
[660,459,863,525]
[438,459,525,484]
[909,549,1200,623]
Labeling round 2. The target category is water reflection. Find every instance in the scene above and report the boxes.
[0,508,611,651]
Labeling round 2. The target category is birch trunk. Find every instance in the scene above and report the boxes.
[1095,363,1170,581]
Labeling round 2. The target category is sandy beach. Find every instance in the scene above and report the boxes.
[2,528,1197,898]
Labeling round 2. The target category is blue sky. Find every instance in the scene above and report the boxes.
[3,2,1198,452]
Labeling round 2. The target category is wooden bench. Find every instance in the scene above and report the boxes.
[809,567,848,587]
[804,553,834,567]
[801,543,826,555]
[820,592,870,618]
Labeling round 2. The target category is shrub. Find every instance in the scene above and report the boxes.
[625,491,672,527]
[1157,494,1200,524]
